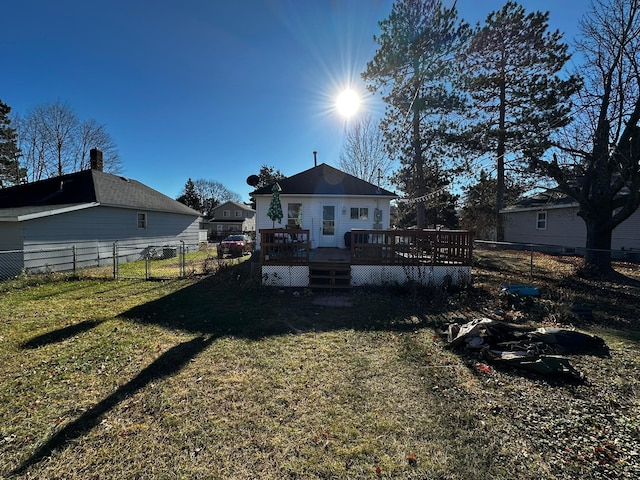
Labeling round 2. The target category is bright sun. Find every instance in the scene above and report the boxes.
[336,89,360,117]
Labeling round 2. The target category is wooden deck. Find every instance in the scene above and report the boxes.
[260,229,473,267]
[260,229,473,289]
[308,248,351,289]
[310,248,350,264]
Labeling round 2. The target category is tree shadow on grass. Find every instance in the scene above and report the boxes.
[10,272,460,477]
[9,257,636,477]
[21,319,104,349]
[119,275,460,339]
[10,335,214,477]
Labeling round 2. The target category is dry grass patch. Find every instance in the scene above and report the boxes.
[1,252,639,479]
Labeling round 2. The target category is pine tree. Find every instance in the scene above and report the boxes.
[255,165,286,190]
[459,170,526,240]
[462,2,581,240]
[250,165,286,209]
[393,160,458,228]
[176,178,202,213]
[0,99,21,187]
[362,0,469,228]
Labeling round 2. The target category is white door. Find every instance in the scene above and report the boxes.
[320,205,336,247]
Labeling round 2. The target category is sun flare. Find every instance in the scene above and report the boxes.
[336,89,360,117]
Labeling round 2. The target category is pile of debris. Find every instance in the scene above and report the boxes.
[447,318,609,379]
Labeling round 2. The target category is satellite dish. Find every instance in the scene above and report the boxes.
[246,175,260,187]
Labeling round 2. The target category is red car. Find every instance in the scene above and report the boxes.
[218,234,253,257]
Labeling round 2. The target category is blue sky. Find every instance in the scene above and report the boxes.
[2,0,588,202]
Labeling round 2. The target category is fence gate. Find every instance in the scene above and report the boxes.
[114,242,186,280]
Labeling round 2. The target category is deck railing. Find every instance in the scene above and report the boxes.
[260,228,311,264]
[349,229,473,266]
[259,228,473,266]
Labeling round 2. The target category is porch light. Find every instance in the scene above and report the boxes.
[342,206,347,215]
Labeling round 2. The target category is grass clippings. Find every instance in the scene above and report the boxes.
[0,251,638,479]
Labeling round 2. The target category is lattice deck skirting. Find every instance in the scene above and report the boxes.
[350,265,471,287]
[262,265,309,287]
[262,264,471,288]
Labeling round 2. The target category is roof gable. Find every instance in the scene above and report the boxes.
[251,163,397,197]
[213,200,255,213]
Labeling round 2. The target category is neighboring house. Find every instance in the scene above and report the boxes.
[0,149,204,277]
[251,162,398,249]
[501,189,640,257]
[209,201,255,239]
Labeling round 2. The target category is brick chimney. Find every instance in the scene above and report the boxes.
[90,148,104,171]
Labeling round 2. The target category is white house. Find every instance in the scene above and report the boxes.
[251,162,398,250]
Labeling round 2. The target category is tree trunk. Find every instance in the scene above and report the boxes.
[496,78,507,242]
[413,91,426,229]
[583,218,613,276]
[581,113,614,277]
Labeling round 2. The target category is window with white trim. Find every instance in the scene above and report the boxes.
[536,211,547,230]
[235,210,242,217]
[287,203,302,226]
[350,207,369,220]
[223,210,230,217]
[137,212,147,229]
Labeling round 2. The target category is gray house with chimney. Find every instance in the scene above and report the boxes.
[0,149,204,277]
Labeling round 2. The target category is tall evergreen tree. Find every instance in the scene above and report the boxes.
[254,165,286,190]
[393,159,458,228]
[176,178,202,213]
[462,2,581,240]
[362,0,469,228]
[250,165,286,209]
[459,170,526,240]
[0,99,21,187]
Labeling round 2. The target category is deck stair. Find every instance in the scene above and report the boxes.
[308,263,351,289]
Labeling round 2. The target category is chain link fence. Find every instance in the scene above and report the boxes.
[474,240,640,278]
[0,241,224,281]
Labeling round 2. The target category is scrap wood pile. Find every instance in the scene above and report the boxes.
[446,318,609,379]
[444,283,610,379]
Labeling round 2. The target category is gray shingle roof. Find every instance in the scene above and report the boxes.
[251,163,397,197]
[501,189,578,212]
[213,201,255,212]
[0,169,200,216]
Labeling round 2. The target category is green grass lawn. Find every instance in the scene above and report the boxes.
[1,254,639,479]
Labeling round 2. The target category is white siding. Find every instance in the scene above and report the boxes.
[255,194,392,249]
